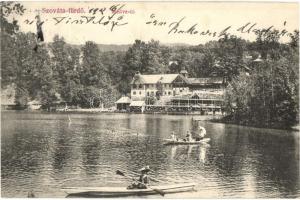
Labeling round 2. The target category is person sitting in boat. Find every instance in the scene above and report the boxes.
[194,126,206,141]
[184,131,193,142]
[127,166,150,189]
[170,131,177,141]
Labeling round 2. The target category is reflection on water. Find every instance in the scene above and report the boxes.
[169,144,209,163]
[1,111,299,198]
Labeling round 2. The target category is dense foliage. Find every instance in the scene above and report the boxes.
[223,31,299,128]
[1,3,299,128]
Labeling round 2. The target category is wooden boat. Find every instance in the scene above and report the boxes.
[61,183,197,197]
[163,138,210,145]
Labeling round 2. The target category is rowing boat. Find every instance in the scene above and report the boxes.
[61,183,197,197]
[163,138,210,145]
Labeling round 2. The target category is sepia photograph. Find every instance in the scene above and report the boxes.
[1,1,299,198]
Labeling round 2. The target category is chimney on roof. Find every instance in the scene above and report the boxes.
[180,66,188,78]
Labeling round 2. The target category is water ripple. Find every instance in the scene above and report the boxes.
[2,112,299,198]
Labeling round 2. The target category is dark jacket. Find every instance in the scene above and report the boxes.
[139,174,149,184]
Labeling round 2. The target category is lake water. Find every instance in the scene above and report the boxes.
[1,111,299,198]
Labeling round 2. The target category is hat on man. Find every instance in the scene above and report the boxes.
[139,166,151,173]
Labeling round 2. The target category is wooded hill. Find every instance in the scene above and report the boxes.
[1,2,299,129]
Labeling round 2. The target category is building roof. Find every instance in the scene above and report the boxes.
[131,74,179,84]
[115,96,131,104]
[188,77,223,85]
[131,72,224,86]
[130,101,145,107]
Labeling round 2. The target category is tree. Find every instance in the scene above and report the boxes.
[224,72,255,124]
[0,2,25,35]
[12,32,37,106]
[211,36,247,80]
[50,35,81,104]
[1,33,18,88]
[121,40,147,94]
[80,41,109,87]
[142,40,168,74]
[121,39,171,94]
[223,30,299,128]
[99,51,125,86]
[289,30,299,48]
[1,2,25,88]
[79,86,100,108]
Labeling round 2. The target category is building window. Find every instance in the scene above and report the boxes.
[147,92,150,96]
[139,85,143,89]
[133,84,137,89]
[180,90,183,93]
[146,85,149,89]
[168,91,171,95]
[139,91,142,95]
[133,91,136,95]
[151,91,154,95]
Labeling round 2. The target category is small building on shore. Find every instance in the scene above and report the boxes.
[27,100,42,110]
[115,96,131,111]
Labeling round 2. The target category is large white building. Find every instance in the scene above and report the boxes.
[116,69,226,114]
[130,73,189,101]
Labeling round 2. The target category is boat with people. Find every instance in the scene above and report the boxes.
[61,182,197,197]
[164,126,210,145]
[62,167,197,197]
[163,138,211,145]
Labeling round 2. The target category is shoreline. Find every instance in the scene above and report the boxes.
[1,108,224,116]
[2,109,298,131]
[209,117,300,131]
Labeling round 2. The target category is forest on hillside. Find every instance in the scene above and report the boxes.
[1,2,299,128]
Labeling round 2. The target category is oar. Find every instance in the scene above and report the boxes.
[116,170,165,196]
[126,170,160,183]
[119,169,181,184]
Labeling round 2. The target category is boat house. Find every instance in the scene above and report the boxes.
[115,96,131,111]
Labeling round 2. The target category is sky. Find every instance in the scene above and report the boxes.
[9,1,299,45]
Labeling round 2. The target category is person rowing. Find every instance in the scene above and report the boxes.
[184,130,193,142]
[127,166,151,189]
